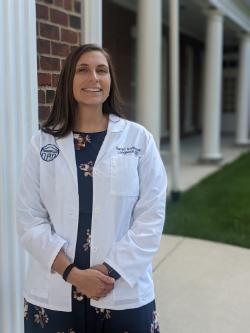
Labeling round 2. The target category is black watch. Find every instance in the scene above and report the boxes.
[102,262,121,280]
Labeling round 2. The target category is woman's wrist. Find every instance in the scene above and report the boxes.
[66,266,82,285]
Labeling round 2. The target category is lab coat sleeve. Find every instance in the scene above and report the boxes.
[16,136,67,273]
[104,133,167,288]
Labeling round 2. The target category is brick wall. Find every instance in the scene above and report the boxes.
[36,0,81,122]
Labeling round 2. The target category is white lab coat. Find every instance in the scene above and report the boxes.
[16,114,167,311]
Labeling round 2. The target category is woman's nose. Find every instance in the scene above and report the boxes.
[89,70,99,81]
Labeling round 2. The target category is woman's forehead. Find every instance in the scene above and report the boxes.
[76,51,108,67]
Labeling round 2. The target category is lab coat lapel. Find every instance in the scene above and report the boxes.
[56,132,78,189]
[94,114,126,166]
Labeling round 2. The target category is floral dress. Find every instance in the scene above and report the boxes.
[24,130,160,333]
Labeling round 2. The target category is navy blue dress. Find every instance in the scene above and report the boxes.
[24,130,160,333]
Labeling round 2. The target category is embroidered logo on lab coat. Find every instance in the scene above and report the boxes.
[40,144,59,162]
[116,146,141,156]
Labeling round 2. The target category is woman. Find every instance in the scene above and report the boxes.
[17,44,167,333]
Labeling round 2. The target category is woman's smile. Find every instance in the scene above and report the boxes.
[81,88,103,92]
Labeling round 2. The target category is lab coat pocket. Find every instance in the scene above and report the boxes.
[111,156,139,196]
[114,278,139,304]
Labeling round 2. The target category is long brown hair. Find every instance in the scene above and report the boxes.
[41,44,123,138]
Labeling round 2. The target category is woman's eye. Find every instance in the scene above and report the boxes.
[98,68,108,74]
[76,67,108,74]
[78,68,88,72]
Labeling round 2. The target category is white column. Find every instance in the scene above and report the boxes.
[81,0,102,46]
[235,33,250,145]
[199,50,205,129]
[184,45,194,133]
[136,0,162,146]
[161,37,168,138]
[169,0,181,196]
[201,10,224,161]
[0,1,38,332]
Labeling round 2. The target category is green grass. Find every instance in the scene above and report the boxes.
[164,152,250,248]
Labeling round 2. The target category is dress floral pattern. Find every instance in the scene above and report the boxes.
[95,307,112,320]
[79,161,93,177]
[73,289,85,301]
[24,299,28,320]
[151,310,160,333]
[74,133,91,150]
[24,130,160,333]
[83,228,91,251]
[33,307,49,328]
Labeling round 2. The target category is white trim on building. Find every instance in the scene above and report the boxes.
[209,0,250,32]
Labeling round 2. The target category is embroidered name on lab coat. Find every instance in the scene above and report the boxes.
[40,144,59,162]
[116,146,141,156]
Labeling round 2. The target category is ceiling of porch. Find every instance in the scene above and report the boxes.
[111,0,250,45]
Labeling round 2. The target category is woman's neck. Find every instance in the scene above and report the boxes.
[73,105,108,133]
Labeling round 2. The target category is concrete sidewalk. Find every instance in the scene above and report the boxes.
[153,235,250,333]
[160,134,249,192]
[154,136,250,332]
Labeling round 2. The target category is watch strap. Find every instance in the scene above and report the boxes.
[62,263,75,281]
[103,262,121,280]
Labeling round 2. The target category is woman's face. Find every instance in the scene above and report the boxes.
[73,51,111,108]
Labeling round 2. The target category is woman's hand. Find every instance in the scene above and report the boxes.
[91,264,109,275]
[68,267,115,301]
